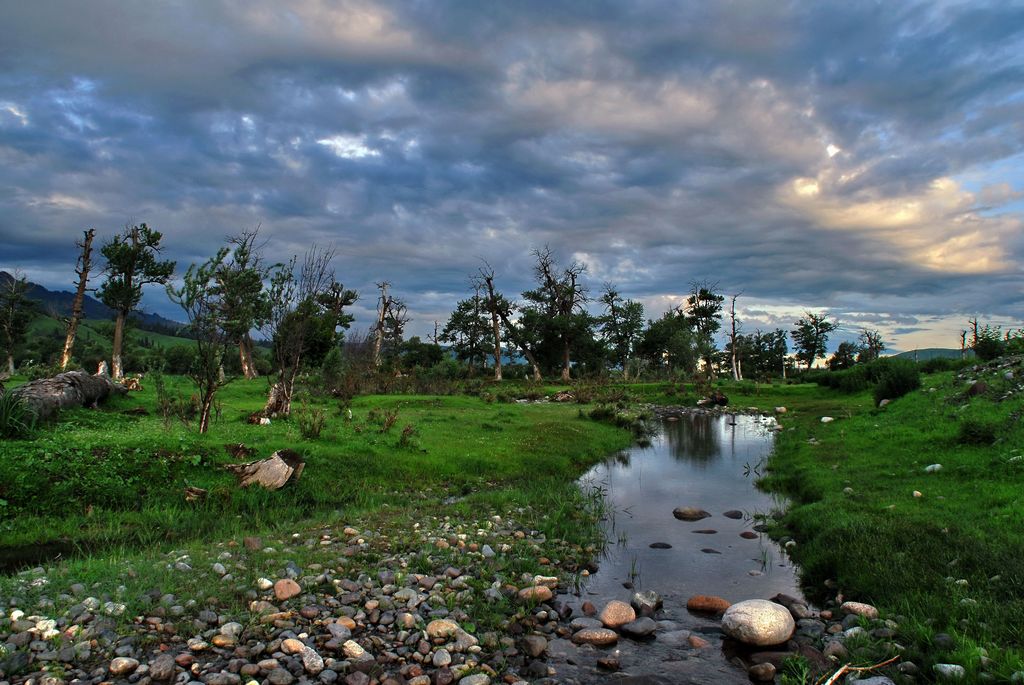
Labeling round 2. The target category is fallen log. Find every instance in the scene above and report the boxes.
[8,371,127,420]
[225,449,305,490]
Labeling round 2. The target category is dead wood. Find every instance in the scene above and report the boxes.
[225,449,305,490]
[8,370,127,420]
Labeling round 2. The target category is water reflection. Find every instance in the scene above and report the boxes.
[579,413,801,602]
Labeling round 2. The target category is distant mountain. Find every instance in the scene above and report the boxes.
[892,348,973,362]
[0,270,187,336]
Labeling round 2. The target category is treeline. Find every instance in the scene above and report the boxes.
[3,224,1022,433]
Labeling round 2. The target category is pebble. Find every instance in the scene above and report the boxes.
[934,664,967,680]
[274,579,302,601]
[686,595,731,614]
[840,601,879,619]
[109,657,140,676]
[571,628,619,646]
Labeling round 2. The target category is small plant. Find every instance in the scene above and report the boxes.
[778,655,812,685]
[398,423,417,448]
[0,391,36,439]
[380,409,399,433]
[295,399,326,439]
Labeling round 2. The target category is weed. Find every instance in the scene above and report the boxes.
[294,398,326,439]
[0,391,36,439]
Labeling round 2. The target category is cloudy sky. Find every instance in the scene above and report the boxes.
[2,0,1023,352]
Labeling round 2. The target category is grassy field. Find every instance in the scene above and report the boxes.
[3,364,1023,681]
[0,377,633,553]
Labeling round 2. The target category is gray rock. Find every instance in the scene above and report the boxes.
[855,678,895,685]
[149,654,176,681]
[267,668,295,685]
[620,617,657,638]
[203,674,241,685]
[934,664,966,680]
[521,635,547,658]
[630,590,662,616]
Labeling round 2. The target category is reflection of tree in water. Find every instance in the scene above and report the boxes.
[663,414,723,462]
[608,450,632,467]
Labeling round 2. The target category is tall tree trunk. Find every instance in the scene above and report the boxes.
[491,311,502,382]
[373,282,390,368]
[6,353,13,376]
[561,343,571,382]
[239,333,258,379]
[199,393,214,434]
[111,311,126,380]
[61,229,95,371]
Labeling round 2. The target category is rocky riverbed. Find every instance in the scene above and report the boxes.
[0,500,952,685]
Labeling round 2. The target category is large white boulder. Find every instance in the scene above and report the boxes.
[721,599,795,646]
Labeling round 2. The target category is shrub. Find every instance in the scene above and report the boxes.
[295,399,326,439]
[957,417,999,445]
[920,357,971,374]
[873,359,921,405]
[0,391,37,439]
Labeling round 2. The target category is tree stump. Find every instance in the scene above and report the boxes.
[225,449,305,490]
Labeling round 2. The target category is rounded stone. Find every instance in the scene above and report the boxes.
[599,600,636,628]
[281,638,305,655]
[749,663,776,681]
[274,579,301,601]
[518,586,553,603]
[840,601,879,619]
[109,657,140,676]
[686,595,731,614]
[673,507,711,521]
[720,599,795,646]
[571,628,619,646]
[426,619,459,639]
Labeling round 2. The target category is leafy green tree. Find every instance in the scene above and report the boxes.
[400,336,444,370]
[791,311,838,370]
[827,341,860,370]
[0,272,35,374]
[262,247,356,416]
[96,224,175,379]
[167,249,233,433]
[857,329,886,363]
[216,229,273,379]
[973,324,1005,361]
[441,290,491,374]
[520,247,592,381]
[598,283,644,379]
[686,281,724,376]
[637,310,698,376]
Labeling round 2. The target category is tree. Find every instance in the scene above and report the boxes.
[636,309,698,376]
[598,283,644,379]
[60,229,96,370]
[727,293,742,380]
[686,281,724,377]
[216,228,272,379]
[96,224,175,379]
[857,329,885,364]
[791,312,838,370]
[521,246,591,382]
[0,271,34,375]
[400,336,444,370]
[262,247,354,416]
[973,324,1005,361]
[827,341,860,370]
[441,288,491,374]
[167,249,234,434]
[479,265,542,381]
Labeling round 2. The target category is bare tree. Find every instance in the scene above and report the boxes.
[526,246,589,382]
[479,263,542,381]
[960,330,968,360]
[262,246,338,416]
[59,229,96,370]
[372,281,391,368]
[728,292,742,381]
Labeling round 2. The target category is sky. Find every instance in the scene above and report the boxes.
[1,0,1023,353]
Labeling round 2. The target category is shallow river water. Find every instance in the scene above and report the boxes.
[547,412,805,684]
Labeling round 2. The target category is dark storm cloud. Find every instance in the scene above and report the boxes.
[1,0,1022,349]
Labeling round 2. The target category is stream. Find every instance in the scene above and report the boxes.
[549,412,805,684]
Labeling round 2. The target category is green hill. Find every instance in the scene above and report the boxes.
[892,347,973,362]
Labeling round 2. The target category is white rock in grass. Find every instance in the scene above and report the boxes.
[925,464,942,473]
[933,663,966,680]
[820,416,834,423]
[721,600,794,646]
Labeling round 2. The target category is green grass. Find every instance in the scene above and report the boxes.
[0,376,630,555]
[756,365,1024,680]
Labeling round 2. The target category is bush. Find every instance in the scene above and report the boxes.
[956,417,998,445]
[873,359,921,405]
[295,398,326,439]
[0,391,37,439]
[920,357,971,374]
